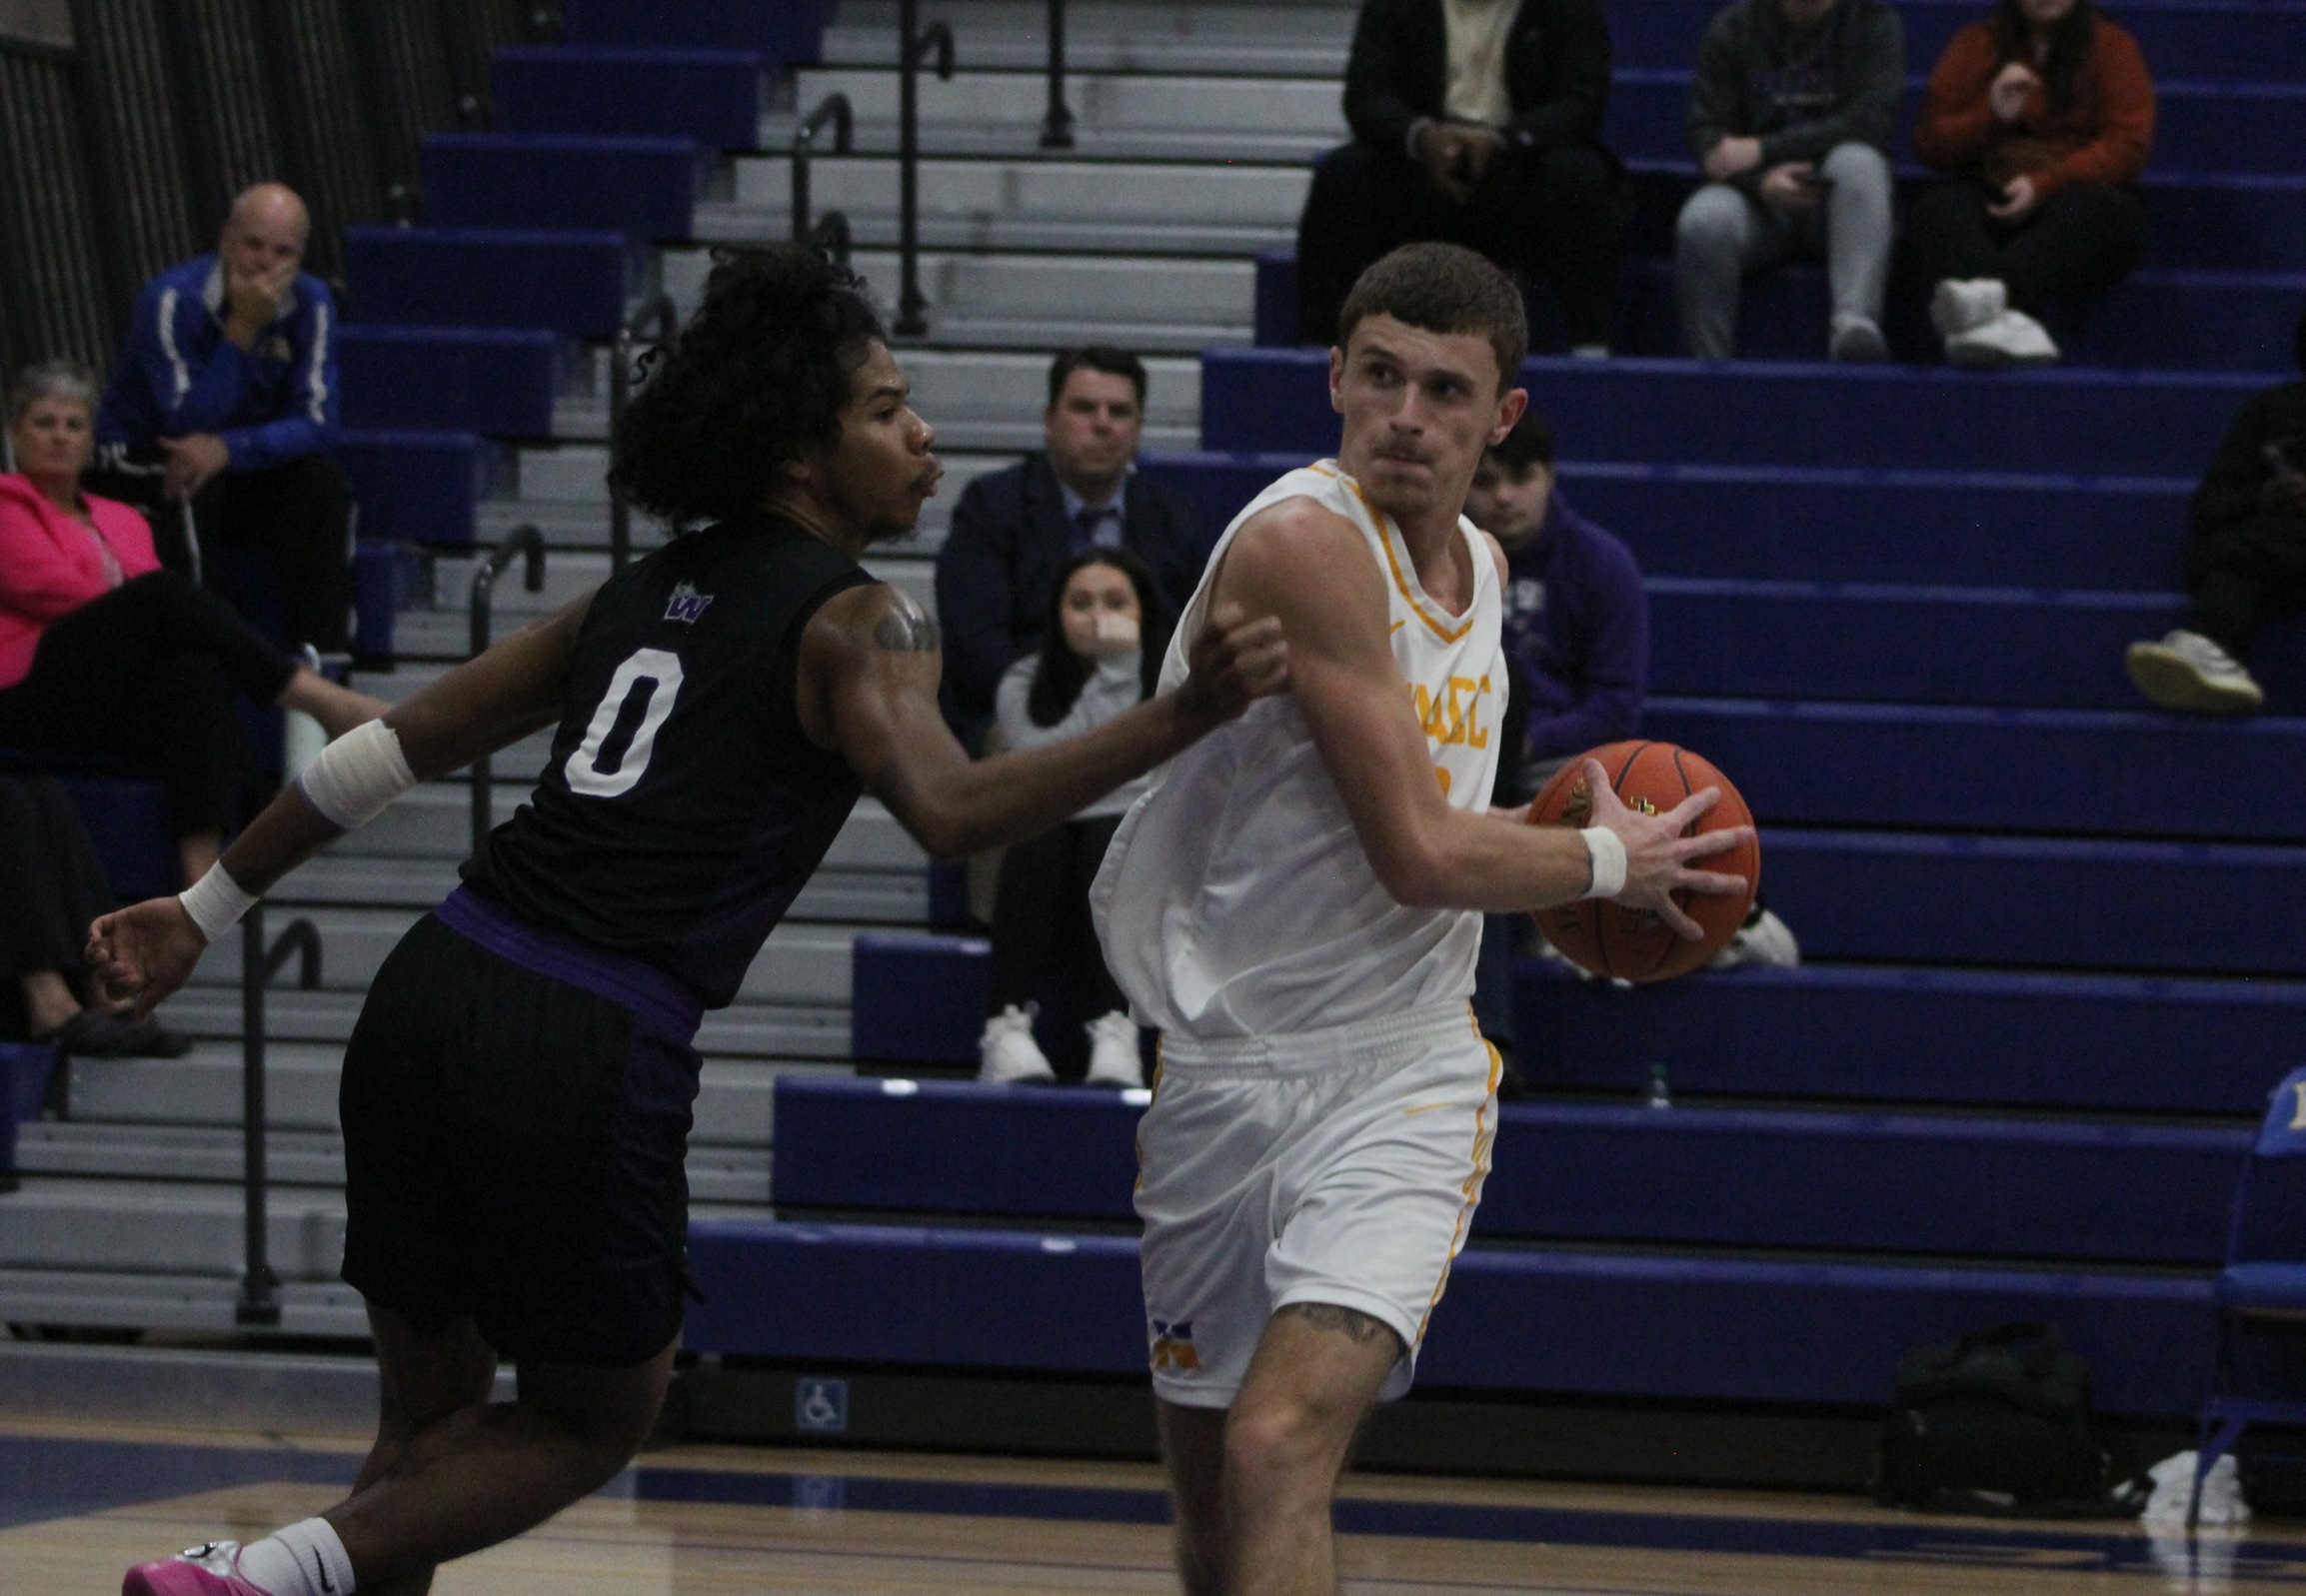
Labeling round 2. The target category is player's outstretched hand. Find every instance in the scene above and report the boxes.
[1581,760,1753,939]
[85,897,208,1020]
[1176,602,1289,725]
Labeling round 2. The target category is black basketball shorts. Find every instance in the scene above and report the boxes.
[338,899,704,1366]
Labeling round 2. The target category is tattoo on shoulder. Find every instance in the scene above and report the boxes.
[1280,1303,1399,1348]
[873,607,941,654]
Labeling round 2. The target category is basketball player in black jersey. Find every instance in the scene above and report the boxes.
[91,247,1287,1596]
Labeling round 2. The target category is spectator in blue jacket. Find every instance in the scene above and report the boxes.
[87,184,352,655]
[1462,411,1648,1089]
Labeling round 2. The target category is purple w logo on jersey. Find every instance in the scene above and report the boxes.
[665,582,714,624]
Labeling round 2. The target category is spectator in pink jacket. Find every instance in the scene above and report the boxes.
[0,361,383,885]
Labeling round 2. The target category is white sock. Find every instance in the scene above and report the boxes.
[233,1519,357,1596]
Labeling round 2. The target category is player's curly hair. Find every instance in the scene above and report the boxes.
[610,245,885,528]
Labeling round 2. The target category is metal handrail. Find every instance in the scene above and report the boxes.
[1041,0,1075,150]
[792,93,855,247]
[608,293,680,573]
[896,0,956,337]
[239,907,321,1326]
[811,211,855,269]
[469,525,546,859]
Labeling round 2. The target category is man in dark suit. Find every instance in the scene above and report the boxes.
[935,348,1210,750]
[1296,0,1624,354]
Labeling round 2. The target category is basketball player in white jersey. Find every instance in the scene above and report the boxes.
[1093,243,1751,1596]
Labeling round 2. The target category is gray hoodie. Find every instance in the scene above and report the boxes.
[1685,0,1904,180]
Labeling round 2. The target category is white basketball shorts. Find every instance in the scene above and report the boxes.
[1134,1000,1500,1408]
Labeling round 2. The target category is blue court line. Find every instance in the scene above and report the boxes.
[0,1436,357,1531]
[631,1467,2306,1581]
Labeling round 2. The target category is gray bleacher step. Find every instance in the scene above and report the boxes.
[706,155,1306,256]
[153,984,857,1059]
[16,1123,346,1187]
[406,549,936,629]
[482,449,1010,554]
[821,1,1350,78]
[779,67,1342,162]
[0,1178,344,1280]
[0,1270,369,1337]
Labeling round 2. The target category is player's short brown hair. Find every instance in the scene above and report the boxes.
[1336,243,1526,393]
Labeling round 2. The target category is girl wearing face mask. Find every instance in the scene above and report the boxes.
[979,550,1172,1087]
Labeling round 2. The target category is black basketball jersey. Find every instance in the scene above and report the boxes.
[464,514,875,1009]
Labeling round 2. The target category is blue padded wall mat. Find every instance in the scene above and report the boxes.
[491,47,763,149]
[343,227,635,339]
[338,326,561,438]
[421,134,703,242]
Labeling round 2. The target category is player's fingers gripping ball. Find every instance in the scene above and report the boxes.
[1526,741,1760,982]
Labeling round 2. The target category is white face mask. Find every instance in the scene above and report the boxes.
[1091,610,1142,658]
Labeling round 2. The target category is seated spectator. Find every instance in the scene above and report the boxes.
[2126,304,2306,716]
[1460,413,1646,1079]
[1909,0,2153,367]
[0,361,386,886]
[978,552,1173,1087]
[1675,0,1904,362]
[85,183,353,654]
[936,348,1207,751]
[0,775,187,1062]
[1294,0,1623,354]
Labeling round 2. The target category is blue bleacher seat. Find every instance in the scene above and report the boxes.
[770,1075,2244,1264]
[1513,962,2306,1116]
[342,227,636,340]
[338,325,563,438]
[560,0,828,69]
[2189,1064,2306,1522]
[421,134,705,242]
[1759,827,2306,974]
[1199,350,2261,474]
[851,932,993,1066]
[492,47,764,149]
[685,1217,2214,1415]
[336,430,495,549]
[1640,697,2306,837]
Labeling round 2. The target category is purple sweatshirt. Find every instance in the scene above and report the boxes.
[1499,489,1648,764]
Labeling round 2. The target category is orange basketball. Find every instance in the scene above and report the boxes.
[1524,741,1760,983]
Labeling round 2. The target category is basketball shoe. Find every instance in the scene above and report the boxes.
[1084,1011,1144,1086]
[979,1004,1056,1083]
[123,1542,271,1596]
[2127,630,2265,716]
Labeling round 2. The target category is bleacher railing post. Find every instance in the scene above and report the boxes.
[792,93,855,251]
[1041,0,1075,150]
[896,0,955,337]
[239,907,321,1328]
[469,525,546,859]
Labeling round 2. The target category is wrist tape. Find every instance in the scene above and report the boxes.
[179,863,257,944]
[295,719,417,831]
[1579,826,1627,900]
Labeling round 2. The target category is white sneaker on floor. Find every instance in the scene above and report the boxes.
[1567,343,1611,360]
[1828,314,1886,363]
[979,1004,1056,1083]
[1084,1011,1144,1086]
[1947,308,2059,368]
[1929,277,2006,339]
[2126,629,2266,715]
[1710,904,1801,969]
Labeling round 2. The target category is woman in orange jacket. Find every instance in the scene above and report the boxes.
[1908,0,2154,366]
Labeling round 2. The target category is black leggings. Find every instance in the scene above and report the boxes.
[0,571,296,836]
[1907,179,2149,317]
[2188,513,2306,657]
[988,814,1128,1021]
[1296,139,1624,348]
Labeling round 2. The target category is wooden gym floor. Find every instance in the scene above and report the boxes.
[0,1416,2282,1593]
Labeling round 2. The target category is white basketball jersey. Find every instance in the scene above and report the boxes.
[1092,460,1505,1040]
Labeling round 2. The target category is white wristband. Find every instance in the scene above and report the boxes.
[178,862,258,944]
[1579,826,1627,900]
[295,718,417,831]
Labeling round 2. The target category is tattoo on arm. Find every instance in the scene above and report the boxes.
[873,608,941,653]
[1280,1303,1401,1350]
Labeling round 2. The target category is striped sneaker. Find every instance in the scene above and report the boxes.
[124,1543,270,1596]
[2126,630,2265,716]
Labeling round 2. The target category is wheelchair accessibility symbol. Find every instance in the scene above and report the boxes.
[795,1376,850,1434]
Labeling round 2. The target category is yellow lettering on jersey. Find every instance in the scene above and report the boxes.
[1434,766,1451,798]
[1411,676,1493,750]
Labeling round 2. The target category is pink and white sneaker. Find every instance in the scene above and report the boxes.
[123,1542,270,1596]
